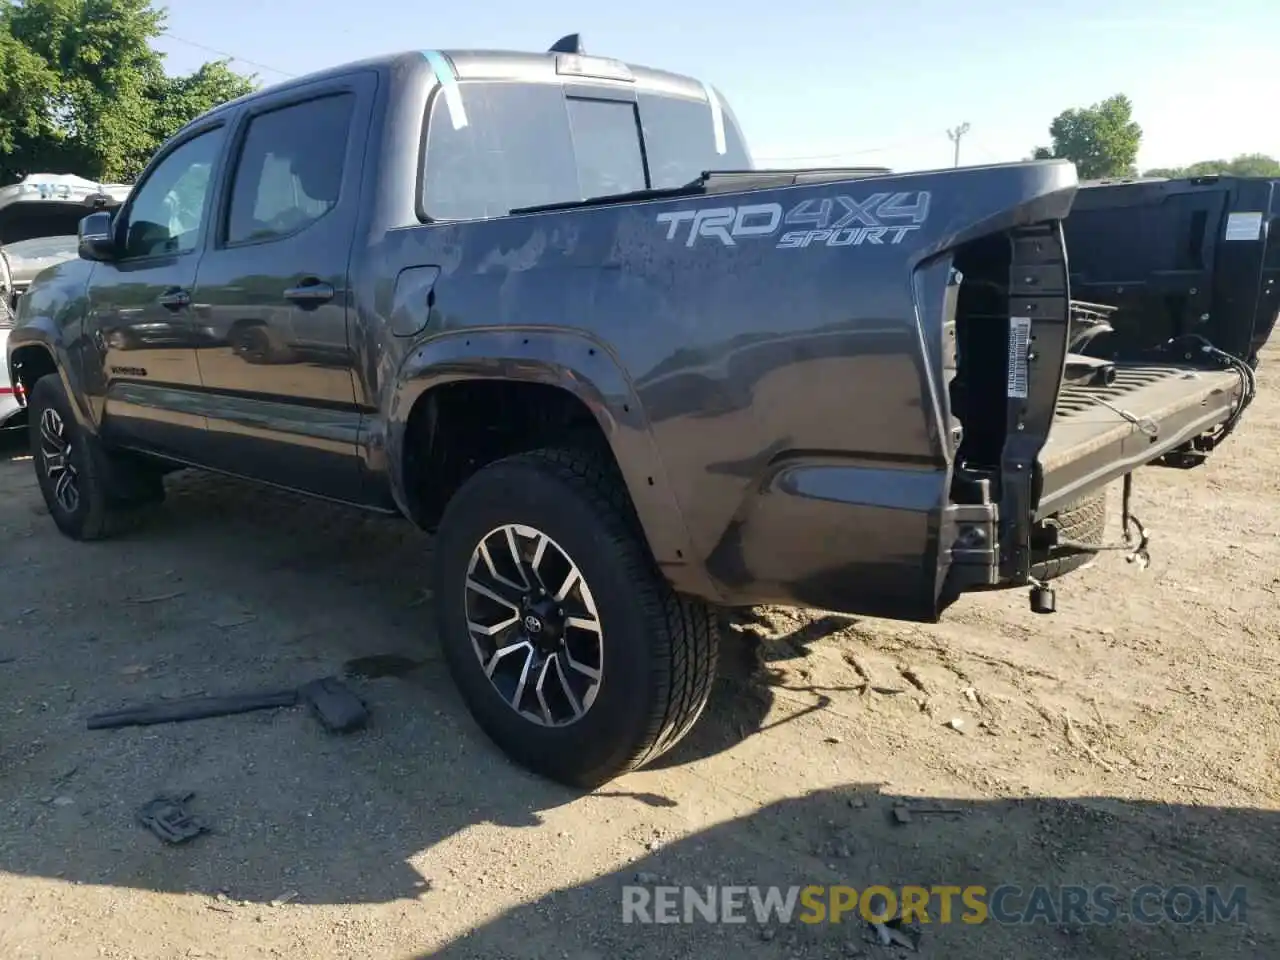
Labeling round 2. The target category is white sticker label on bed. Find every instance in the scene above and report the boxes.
[1224,212,1264,242]
[1007,316,1031,399]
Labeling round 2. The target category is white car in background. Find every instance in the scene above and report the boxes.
[0,174,132,431]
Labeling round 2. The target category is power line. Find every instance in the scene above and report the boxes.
[754,138,937,164]
[159,32,297,78]
[967,139,1010,165]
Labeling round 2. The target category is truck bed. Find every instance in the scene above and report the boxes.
[1062,174,1280,367]
[1037,363,1243,517]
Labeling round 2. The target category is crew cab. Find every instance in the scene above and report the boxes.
[6,37,1267,786]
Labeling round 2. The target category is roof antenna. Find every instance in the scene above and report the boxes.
[548,33,584,54]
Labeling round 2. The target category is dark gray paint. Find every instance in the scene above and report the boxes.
[5,49,1260,622]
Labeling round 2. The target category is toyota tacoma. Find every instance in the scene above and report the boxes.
[6,37,1268,786]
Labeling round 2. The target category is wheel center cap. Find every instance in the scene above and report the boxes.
[522,596,564,650]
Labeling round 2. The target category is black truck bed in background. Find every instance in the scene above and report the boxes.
[1028,175,1276,517]
[1062,174,1280,365]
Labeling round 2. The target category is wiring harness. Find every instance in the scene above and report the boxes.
[1165,334,1259,445]
[1043,334,1257,572]
[1046,472,1150,569]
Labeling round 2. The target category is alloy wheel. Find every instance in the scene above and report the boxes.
[464,523,603,727]
[38,407,80,514]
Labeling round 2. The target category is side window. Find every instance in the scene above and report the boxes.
[225,93,355,246]
[637,93,753,190]
[121,127,224,259]
[564,97,647,199]
[422,83,580,220]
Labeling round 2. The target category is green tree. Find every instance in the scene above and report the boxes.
[1031,94,1142,180]
[1142,154,1280,179]
[151,60,254,144]
[0,29,61,168]
[0,0,256,184]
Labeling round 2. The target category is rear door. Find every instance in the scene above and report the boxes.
[190,73,374,502]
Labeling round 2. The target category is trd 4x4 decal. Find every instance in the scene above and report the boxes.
[655,192,931,249]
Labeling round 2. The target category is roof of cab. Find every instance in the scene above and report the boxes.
[185,48,714,131]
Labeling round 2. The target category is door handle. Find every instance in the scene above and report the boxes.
[283,279,335,307]
[157,288,191,310]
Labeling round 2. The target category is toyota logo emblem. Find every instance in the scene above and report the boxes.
[524,615,543,633]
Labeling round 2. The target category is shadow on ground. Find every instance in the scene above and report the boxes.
[0,425,29,458]
[0,463,789,908]
[649,608,860,774]
[1,449,1277,959]
[412,784,1277,959]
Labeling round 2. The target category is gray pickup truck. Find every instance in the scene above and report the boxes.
[6,37,1267,786]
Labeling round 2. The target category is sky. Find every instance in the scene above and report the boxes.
[156,0,1280,174]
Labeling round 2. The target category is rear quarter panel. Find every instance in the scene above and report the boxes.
[376,161,1077,617]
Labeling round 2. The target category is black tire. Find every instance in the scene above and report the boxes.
[27,374,163,541]
[432,447,719,788]
[1031,489,1107,581]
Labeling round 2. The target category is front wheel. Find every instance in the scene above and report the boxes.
[432,448,719,788]
[27,374,163,540]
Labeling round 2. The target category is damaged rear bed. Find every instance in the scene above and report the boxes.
[1035,172,1275,521]
[944,174,1271,613]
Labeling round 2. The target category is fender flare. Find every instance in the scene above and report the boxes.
[386,327,718,600]
[6,261,101,433]
[6,324,96,433]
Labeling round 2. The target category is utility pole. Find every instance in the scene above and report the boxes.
[947,122,971,168]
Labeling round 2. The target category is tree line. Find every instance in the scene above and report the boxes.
[1030,92,1280,181]
[1,2,1276,188]
[0,0,255,184]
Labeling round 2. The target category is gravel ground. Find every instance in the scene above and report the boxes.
[1,346,1277,959]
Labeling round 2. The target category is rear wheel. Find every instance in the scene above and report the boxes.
[27,374,163,540]
[432,447,719,788]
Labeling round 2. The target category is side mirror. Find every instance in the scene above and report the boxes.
[78,211,117,262]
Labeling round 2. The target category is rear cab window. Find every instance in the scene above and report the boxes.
[637,92,752,190]
[420,78,752,221]
[565,97,647,199]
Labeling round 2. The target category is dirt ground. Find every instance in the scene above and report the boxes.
[1,348,1277,960]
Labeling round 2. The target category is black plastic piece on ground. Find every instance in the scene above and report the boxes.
[137,792,208,844]
[299,677,368,733]
[87,689,299,730]
[88,677,368,733]
[1030,585,1056,614]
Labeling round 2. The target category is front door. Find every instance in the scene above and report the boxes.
[190,75,374,503]
[88,123,228,459]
